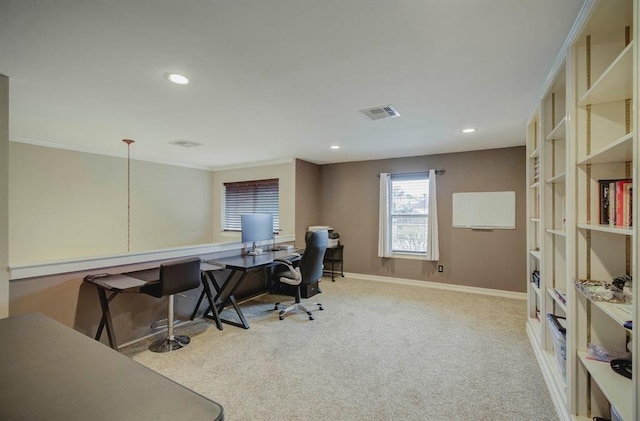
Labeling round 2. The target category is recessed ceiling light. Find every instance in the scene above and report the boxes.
[167,73,189,85]
[330,145,340,150]
[462,128,476,133]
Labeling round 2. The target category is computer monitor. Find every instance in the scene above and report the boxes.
[241,213,274,255]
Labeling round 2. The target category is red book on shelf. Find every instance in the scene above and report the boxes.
[615,179,632,227]
[616,180,625,226]
[623,180,632,227]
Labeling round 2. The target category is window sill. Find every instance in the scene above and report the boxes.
[389,253,429,261]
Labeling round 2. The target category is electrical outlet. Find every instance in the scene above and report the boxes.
[437,265,444,273]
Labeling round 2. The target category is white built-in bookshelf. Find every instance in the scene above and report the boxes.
[526,1,638,420]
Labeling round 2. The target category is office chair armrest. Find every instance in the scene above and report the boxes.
[273,258,295,272]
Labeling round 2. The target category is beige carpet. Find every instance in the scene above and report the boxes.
[122,277,556,421]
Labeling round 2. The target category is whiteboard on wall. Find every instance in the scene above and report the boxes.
[452,191,516,229]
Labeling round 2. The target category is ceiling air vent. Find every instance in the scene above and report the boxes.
[360,105,401,121]
[169,140,202,148]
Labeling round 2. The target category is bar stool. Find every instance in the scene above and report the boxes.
[140,257,201,353]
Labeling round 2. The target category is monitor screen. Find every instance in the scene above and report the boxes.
[241,213,274,245]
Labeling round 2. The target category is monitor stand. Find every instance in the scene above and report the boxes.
[245,242,264,256]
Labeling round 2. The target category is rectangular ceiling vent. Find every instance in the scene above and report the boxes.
[360,105,401,120]
[169,140,202,148]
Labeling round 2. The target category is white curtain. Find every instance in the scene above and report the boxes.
[426,169,439,261]
[377,173,392,257]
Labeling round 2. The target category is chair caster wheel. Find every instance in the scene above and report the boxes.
[319,305,324,311]
[309,316,314,320]
[279,316,284,320]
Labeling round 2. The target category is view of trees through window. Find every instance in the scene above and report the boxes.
[390,177,429,253]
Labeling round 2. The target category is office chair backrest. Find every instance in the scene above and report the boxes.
[159,257,202,296]
[298,229,328,285]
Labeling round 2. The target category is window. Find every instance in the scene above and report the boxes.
[223,178,279,232]
[388,174,429,253]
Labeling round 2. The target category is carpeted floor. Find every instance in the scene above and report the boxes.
[122,276,557,421]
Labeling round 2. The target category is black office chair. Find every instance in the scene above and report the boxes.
[273,229,328,320]
[140,257,202,352]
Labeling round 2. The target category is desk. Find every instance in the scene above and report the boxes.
[0,313,224,421]
[84,262,222,350]
[192,250,302,329]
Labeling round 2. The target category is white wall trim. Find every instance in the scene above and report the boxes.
[9,235,295,280]
[344,272,526,300]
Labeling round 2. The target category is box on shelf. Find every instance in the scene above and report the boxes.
[575,279,631,304]
[547,314,566,380]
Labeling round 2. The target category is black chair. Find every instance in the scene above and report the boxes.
[140,257,202,352]
[273,229,328,320]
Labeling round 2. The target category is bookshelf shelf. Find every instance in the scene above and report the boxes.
[577,352,632,421]
[547,288,567,313]
[575,284,632,328]
[546,229,566,237]
[529,181,540,189]
[546,173,566,184]
[529,147,540,159]
[595,302,633,329]
[576,223,633,236]
[530,218,541,223]
[529,250,541,259]
[577,133,633,166]
[546,116,567,141]
[577,42,633,107]
[531,282,541,297]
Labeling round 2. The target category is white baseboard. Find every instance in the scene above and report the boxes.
[343,272,526,300]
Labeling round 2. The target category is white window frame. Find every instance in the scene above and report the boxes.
[387,173,429,256]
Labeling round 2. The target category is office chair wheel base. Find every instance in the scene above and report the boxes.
[149,335,190,353]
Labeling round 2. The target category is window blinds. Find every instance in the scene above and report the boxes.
[223,178,280,231]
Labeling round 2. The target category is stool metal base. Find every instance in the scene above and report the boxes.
[149,335,191,353]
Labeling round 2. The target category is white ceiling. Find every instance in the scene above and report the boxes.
[1,0,585,170]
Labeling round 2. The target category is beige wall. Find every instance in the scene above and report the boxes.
[211,161,295,245]
[319,146,527,292]
[0,75,8,318]
[129,160,213,252]
[9,143,213,265]
[294,159,321,248]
